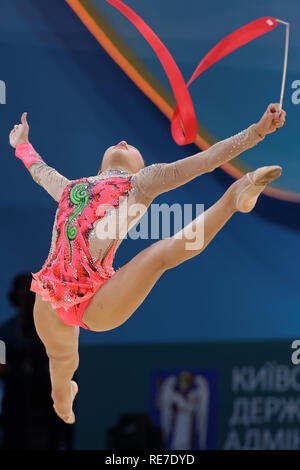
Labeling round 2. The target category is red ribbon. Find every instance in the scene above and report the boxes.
[105,1,278,145]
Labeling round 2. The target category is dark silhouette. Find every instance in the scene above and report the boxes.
[106,413,163,449]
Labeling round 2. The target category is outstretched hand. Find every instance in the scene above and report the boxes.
[254,103,286,138]
[9,112,29,148]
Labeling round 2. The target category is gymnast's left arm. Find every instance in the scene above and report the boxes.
[135,103,286,199]
[10,112,70,202]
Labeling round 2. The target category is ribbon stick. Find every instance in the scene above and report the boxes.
[277,19,290,110]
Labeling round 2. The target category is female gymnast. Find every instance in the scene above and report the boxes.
[10,103,285,423]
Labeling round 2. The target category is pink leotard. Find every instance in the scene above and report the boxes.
[31,175,133,328]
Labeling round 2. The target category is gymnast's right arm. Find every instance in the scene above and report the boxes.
[134,103,286,200]
[10,112,70,202]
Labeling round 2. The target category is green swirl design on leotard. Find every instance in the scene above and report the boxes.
[66,183,89,260]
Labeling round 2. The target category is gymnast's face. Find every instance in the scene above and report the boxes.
[100,141,145,174]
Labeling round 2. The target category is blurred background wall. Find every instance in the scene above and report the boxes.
[0,0,299,450]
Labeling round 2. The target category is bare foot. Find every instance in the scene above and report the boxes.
[53,380,78,424]
[231,165,282,213]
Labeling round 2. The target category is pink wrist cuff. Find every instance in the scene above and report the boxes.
[15,142,44,171]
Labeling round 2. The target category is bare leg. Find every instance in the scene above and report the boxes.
[33,294,79,423]
[83,165,282,332]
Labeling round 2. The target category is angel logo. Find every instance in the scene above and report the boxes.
[151,369,218,450]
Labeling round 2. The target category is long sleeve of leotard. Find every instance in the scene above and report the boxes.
[15,142,70,202]
[133,123,265,199]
